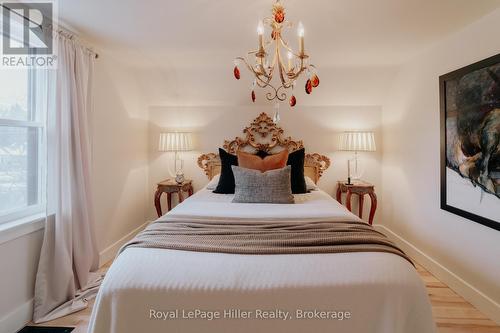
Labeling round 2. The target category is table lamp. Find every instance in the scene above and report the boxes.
[338,131,376,184]
[158,132,193,183]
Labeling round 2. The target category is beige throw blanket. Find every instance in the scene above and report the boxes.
[120,218,412,265]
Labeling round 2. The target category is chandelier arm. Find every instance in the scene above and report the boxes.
[256,72,273,88]
[264,40,282,101]
[263,17,273,25]
[274,85,287,101]
[275,37,288,87]
[278,52,292,88]
[262,68,273,79]
[286,57,310,81]
[279,37,295,56]
[244,49,271,78]
[263,38,273,51]
[270,43,278,69]
[265,89,278,101]
[249,65,278,92]
[263,77,284,101]
[239,54,272,80]
[236,56,256,73]
[256,61,276,88]
[277,35,300,87]
[278,35,302,69]
[256,76,276,91]
[246,49,259,56]
[257,51,273,78]
[256,81,268,88]
[286,66,306,81]
[256,57,268,77]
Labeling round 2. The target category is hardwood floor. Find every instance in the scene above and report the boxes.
[32,260,500,333]
[414,263,500,333]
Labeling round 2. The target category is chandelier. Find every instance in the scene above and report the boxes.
[233,0,319,114]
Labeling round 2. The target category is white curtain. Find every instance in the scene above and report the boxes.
[33,32,101,323]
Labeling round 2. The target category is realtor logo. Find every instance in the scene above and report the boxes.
[1,0,56,67]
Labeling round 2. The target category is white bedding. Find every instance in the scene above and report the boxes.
[88,188,436,333]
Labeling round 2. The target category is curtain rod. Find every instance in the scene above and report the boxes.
[1,4,99,59]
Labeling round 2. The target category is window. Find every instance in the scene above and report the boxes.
[0,68,45,224]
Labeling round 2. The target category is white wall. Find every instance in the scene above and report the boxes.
[148,105,383,221]
[91,52,150,263]
[0,228,43,333]
[380,8,500,323]
[0,51,150,333]
[134,65,397,107]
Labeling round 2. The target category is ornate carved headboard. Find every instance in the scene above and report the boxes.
[197,113,330,184]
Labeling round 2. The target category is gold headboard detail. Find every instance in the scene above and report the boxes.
[197,112,330,183]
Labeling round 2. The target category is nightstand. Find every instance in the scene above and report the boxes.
[336,180,377,225]
[154,179,193,217]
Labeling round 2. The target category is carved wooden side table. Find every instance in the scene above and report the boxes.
[336,181,377,225]
[154,179,193,217]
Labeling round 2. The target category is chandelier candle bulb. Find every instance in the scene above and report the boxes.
[287,51,293,71]
[257,21,264,49]
[298,21,305,55]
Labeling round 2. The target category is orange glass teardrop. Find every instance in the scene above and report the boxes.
[290,95,296,107]
[305,79,312,94]
[311,74,320,87]
[234,66,240,80]
[274,12,285,23]
[251,90,256,102]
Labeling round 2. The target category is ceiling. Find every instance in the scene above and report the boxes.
[59,0,500,69]
[57,0,500,107]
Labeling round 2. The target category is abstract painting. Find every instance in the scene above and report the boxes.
[440,53,500,231]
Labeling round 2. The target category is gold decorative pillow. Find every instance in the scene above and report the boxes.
[237,149,289,172]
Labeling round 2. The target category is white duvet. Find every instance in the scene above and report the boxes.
[88,189,436,333]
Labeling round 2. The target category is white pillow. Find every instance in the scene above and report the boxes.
[205,174,220,190]
[305,176,319,191]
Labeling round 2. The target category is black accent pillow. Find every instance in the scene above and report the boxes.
[256,148,307,194]
[255,150,269,159]
[213,148,238,194]
[287,148,307,194]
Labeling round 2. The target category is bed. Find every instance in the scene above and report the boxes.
[88,113,436,333]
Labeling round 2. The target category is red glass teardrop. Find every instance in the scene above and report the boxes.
[311,74,320,87]
[251,90,256,102]
[305,79,312,94]
[290,95,296,107]
[234,66,240,80]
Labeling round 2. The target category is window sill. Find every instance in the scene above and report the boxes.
[0,213,45,246]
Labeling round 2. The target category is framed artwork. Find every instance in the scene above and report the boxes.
[440,53,500,231]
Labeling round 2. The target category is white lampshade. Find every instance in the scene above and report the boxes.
[338,131,376,152]
[158,132,193,152]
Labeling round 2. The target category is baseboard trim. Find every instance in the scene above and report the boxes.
[374,224,500,325]
[0,221,151,333]
[99,221,151,266]
[0,299,33,333]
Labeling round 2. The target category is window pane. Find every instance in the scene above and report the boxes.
[0,126,39,215]
[0,69,29,121]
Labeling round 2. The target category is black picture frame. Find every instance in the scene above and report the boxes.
[439,52,500,231]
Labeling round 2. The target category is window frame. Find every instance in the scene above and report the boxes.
[0,69,46,225]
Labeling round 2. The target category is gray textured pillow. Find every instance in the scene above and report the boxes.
[231,166,294,204]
